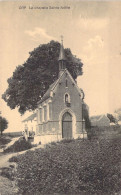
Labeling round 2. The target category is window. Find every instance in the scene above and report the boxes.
[64,93,70,103]
[38,108,42,123]
[40,109,42,122]
[47,103,50,121]
[42,107,44,122]
[65,94,69,103]
[66,79,68,87]
[44,106,47,122]
[37,109,40,123]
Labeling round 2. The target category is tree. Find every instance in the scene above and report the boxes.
[2,40,83,115]
[117,113,121,121]
[114,109,121,122]
[80,89,91,139]
[82,102,91,139]
[107,113,117,124]
[83,103,91,130]
[0,116,8,135]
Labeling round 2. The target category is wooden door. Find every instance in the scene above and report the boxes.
[62,112,72,139]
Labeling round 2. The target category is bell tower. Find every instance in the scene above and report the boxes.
[58,36,66,77]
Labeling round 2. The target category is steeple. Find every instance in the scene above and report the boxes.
[58,36,66,61]
[58,36,66,76]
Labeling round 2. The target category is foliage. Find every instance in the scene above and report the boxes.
[0,136,11,149]
[0,136,11,148]
[114,108,121,122]
[10,133,121,195]
[82,102,91,139]
[118,114,121,121]
[58,138,75,144]
[107,113,117,124]
[2,40,83,114]
[0,116,8,135]
[9,156,18,163]
[4,137,33,153]
[83,103,91,129]
[0,166,15,181]
[89,125,121,140]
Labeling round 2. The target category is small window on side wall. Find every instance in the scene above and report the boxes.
[66,79,68,88]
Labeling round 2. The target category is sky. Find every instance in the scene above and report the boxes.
[0,0,121,132]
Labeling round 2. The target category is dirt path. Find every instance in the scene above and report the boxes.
[0,152,19,195]
[0,154,15,168]
[0,144,44,168]
[0,175,18,195]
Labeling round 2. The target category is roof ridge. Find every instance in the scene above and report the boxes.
[51,69,66,91]
[91,114,108,121]
[52,69,81,96]
[65,69,81,95]
[38,69,82,104]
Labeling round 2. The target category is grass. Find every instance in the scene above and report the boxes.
[4,137,33,153]
[0,166,15,181]
[9,128,121,195]
[0,136,12,149]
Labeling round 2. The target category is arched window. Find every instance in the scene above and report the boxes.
[64,93,70,103]
[65,94,68,103]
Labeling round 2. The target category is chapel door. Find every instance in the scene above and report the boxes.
[62,112,72,139]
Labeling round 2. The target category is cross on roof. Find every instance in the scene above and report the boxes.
[60,35,63,44]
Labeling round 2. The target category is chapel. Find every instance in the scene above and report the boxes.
[36,39,87,144]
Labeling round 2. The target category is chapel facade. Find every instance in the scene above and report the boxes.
[36,40,86,144]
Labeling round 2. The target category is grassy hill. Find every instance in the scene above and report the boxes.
[9,128,121,195]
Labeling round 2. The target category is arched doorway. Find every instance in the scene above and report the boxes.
[62,112,72,139]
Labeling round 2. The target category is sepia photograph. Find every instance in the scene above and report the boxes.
[0,0,121,194]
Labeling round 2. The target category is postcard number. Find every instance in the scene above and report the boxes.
[19,6,26,9]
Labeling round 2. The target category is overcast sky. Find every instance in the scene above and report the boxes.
[0,0,121,132]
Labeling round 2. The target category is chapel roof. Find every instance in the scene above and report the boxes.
[22,113,36,122]
[38,80,58,104]
[38,69,82,104]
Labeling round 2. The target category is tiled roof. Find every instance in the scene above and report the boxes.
[22,113,36,122]
[90,115,105,121]
[90,115,110,123]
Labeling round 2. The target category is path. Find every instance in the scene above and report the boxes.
[0,143,44,168]
[0,175,18,195]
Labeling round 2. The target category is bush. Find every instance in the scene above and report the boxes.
[4,137,33,153]
[0,166,15,180]
[0,136,11,148]
[59,138,75,144]
[9,156,18,163]
[49,141,57,146]
[12,135,121,195]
